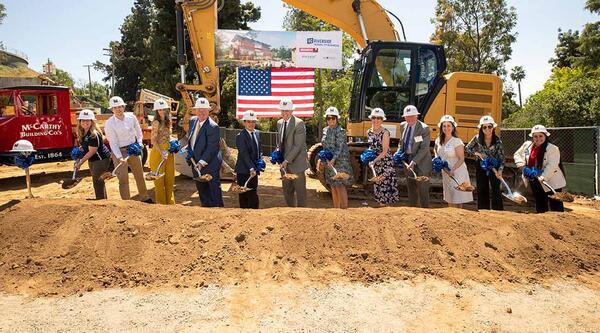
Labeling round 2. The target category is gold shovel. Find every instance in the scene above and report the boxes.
[230,174,255,193]
[62,160,82,189]
[539,178,574,202]
[190,157,212,182]
[367,161,385,183]
[145,157,166,181]
[402,161,430,182]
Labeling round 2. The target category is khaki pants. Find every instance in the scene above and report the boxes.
[282,171,307,207]
[111,147,148,200]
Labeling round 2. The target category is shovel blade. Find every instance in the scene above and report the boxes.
[62,178,81,189]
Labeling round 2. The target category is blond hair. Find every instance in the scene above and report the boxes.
[76,120,101,145]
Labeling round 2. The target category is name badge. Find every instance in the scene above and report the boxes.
[414,135,423,143]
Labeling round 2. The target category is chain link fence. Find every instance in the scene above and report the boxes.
[221,127,600,196]
[220,128,279,157]
[501,126,600,196]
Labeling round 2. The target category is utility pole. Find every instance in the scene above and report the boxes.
[103,47,115,95]
[83,64,93,98]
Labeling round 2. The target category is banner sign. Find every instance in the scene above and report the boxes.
[216,29,342,70]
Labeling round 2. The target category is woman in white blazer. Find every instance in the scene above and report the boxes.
[513,125,566,213]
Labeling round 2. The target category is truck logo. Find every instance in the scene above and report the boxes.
[20,121,63,137]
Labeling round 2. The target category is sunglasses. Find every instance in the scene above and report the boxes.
[326,116,337,120]
[482,125,493,130]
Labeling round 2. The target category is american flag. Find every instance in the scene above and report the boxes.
[236,67,315,118]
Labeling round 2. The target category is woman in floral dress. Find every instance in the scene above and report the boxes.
[367,108,399,206]
[321,106,354,208]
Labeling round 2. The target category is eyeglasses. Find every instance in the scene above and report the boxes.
[326,116,337,120]
[482,125,493,130]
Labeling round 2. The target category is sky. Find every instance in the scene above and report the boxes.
[1,0,597,101]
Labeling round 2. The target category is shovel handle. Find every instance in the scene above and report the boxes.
[403,161,417,178]
[243,173,255,188]
[25,167,33,198]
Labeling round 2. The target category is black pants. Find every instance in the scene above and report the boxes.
[237,173,259,209]
[529,178,564,213]
[194,170,224,207]
[89,159,110,200]
[476,166,503,210]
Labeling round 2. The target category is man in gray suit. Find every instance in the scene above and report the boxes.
[398,105,432,208]
[277,98,309,207]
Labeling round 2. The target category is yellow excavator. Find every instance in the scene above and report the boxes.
[174,0,503,186]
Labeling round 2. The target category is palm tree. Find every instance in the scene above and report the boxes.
[510,66,526,108]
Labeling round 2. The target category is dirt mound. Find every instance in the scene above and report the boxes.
[0,198,598,296]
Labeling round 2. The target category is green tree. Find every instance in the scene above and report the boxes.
[282,6,355,144]
[504,68,600,127]
[509,65,525,107]
[575,1,600,68]
[501,84,520,121]
[0,3,7,49]
[430,0,517,75]
[218,1,261,29]
[74,81,109,107]
[549,29,581,69]
[47,67,75,88]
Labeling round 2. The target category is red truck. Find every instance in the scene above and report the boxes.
[0,85,80,165]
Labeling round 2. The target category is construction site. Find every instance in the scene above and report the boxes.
[1,0,599,331]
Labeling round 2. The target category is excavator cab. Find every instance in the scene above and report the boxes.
[348,41,447,138]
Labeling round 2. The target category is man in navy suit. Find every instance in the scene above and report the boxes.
[235,110,261,209]
[188,97,224,207]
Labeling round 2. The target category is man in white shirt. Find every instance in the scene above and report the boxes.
[104,96,151,202]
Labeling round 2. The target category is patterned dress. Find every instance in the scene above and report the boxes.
[321,126,354,187]
[368,128,399,204]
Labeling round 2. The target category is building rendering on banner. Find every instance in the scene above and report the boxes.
[230,35,273,61]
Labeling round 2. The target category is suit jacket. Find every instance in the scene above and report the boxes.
[514,141,566,191]
[235,129,261,174]
[277,116,309,173]
[397,120,432,175]
[188,116,222,175]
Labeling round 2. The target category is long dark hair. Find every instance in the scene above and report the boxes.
[478,128,499,147]
[154,108,171,129]
[535,135,566,176]
[439,122,458,144]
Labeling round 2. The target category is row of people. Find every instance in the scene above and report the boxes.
[73,96,566,213]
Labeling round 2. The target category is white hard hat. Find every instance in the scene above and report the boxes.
[324,106,340,118]
[10,139,36,153]
[437,115,457,128]
[77,109,96,121]
[478,115,497,129]
[153,98,170,111]
[279,98,295,111]
[242,110,258,121]
[529,124,551,137]
[193,97,211,109]
[368,108,386,121]
[109,96,126,108]
[402,105,420,117]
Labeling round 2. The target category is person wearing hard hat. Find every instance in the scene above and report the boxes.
[397,105,432,208]
[465,115,505,211]
[514,125,566,213]
[75,109,111,199]
[435,115,473,208]
[104,96,152,203]
[234,110,262,209]
[149,98,175,204]
[368,107,399,206]
[188,97,224,207]
[321,106,353,208]
[277,98,309,207]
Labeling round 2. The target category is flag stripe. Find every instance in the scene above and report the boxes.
[237,67,314,118]
[237,98,314,104]
[238,107,314,112]
[238,103,314,108]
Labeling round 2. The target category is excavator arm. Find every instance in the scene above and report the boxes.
[176,0,400,130]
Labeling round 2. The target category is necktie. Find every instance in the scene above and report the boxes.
[281,121,287,155]
[404,125,413,154]
[250,131,258,159]
[190,120,201,150]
